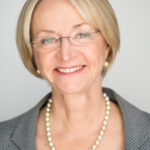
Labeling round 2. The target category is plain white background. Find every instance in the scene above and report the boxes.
[0,0,150,122]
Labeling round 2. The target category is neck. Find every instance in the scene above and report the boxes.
[50,83,106,134]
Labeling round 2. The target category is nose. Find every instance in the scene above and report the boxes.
[57,37,76,61]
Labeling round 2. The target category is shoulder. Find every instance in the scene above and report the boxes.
[104,87,150,123]
[103,87,150,116]
[103,87,150,149]
[0,92,51,149]
[0,104,41,149]
[0,115,22,149]
[0,115,21,134]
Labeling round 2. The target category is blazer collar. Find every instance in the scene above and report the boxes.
[103,88,150,149]
[11,88,150,150]
[11,93,51,150]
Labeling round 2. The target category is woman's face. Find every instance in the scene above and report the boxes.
[31,0,110,94]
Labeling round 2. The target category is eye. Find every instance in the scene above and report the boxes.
[41,37,56,44]
[76,32,91,39]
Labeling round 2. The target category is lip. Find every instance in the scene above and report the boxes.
[55,65,86,69]
[54,65,86,75]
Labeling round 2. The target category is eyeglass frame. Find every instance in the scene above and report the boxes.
[31,29,100,51]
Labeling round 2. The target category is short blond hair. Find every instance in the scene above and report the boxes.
[16,0,120,78]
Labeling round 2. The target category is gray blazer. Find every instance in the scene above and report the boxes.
[0,87,150,150]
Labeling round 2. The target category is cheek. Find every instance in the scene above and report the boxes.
[33,52,57,83]
[33,52,45,69]
[33,51,55,71]
[83,43,106,65]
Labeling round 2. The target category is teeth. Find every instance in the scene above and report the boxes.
[57,66,84,73]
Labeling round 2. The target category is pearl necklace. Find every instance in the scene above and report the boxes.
[45,93,111,150]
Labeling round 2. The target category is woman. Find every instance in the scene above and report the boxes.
[0,0,150,149]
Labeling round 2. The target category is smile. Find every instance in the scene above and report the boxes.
[56,65,85,73]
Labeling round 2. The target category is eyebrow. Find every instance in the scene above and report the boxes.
[34,22,87,36]
[72,22,87,28]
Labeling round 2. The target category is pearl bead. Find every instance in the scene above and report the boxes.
[49,98,52,103]
[106,101,110,105]
[96,140,99,145]
[46,122,50,126]
[104,61,109,67]
[103,120,108,125]
[46,108,50,112]
[46,117,49,121]
[100,131,104,135]
[98,135,102,140]
[46,113,50,117]
[49,141,53,146]
[92,144,97,149]
[46,127,50,131]
[105,97,109,101]
[48,137,52,141]
[103,93,107,97]
[106,105,111,110]
[106,110,110,115]
[105,115,109,120]
[102,126,106,130]
[52,147,55,150]
[47,132,51,136]
[47,103,51,107]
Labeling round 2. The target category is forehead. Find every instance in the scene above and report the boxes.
[31,0,86,36]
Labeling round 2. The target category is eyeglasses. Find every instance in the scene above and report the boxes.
[31,29,100,51]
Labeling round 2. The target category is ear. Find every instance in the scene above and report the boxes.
[104,44,111,61]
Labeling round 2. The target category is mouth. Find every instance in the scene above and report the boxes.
[54,65,86,74]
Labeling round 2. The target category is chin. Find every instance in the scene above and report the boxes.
[55,85,87,95]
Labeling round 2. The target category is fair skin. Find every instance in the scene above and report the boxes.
[31,0,125,149]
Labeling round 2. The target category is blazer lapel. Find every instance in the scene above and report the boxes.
[11,93,51,150]
[103,87,150,150]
